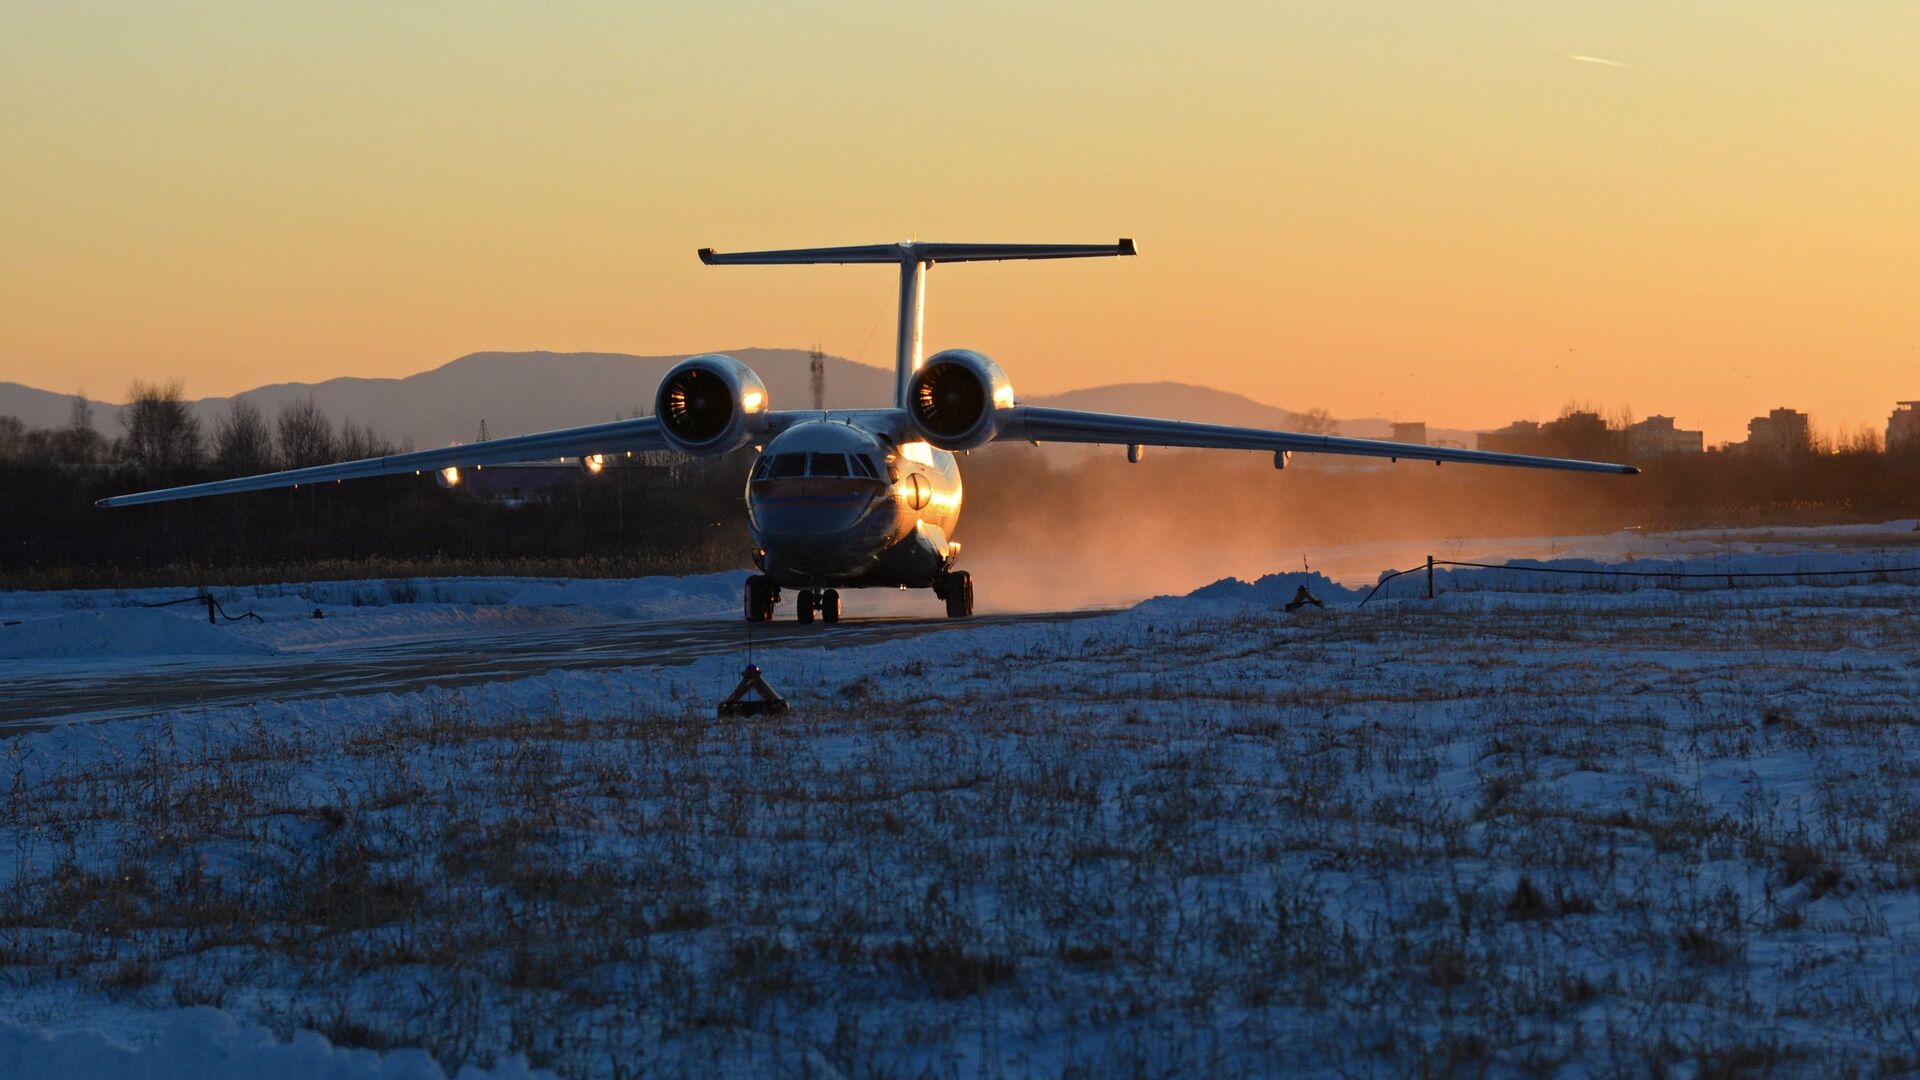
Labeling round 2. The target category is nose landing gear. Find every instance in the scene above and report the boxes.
[794,588,842,625]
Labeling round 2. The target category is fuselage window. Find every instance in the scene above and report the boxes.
[809,452,850,477]
[850,454,879,479]
[764,454,808,479]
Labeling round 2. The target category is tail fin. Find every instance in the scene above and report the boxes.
[698,240,1135,407]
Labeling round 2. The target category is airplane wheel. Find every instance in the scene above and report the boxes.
[796,589,816,625]
[821,589,841,624]
[745,575,777,623]
[941,571,973,619]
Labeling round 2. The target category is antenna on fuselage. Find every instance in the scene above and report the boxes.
[698,240,1137,409]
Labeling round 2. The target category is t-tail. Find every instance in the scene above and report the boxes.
[697,240,1137,408]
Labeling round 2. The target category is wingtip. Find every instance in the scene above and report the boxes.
[1118,238,1137,256]
[697,247,717,264]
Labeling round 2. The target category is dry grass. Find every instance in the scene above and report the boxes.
[4,587,1920,1077]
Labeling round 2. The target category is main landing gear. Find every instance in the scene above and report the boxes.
[749,575,970,623]
[795,588,840,625]
[745,575,779,623]
[933,570,973,619]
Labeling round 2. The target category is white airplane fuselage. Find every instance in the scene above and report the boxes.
[746,418,962,590]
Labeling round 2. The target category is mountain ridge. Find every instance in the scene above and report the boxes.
[1,350,1481,448]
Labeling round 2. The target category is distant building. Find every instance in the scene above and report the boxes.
[1478,412,1621,460]
[1742,408,1811,456]
[1389,421,1426,445]
[1625,415,1703,457]
[1888,402,1920,458]
[1477,420,1542,454]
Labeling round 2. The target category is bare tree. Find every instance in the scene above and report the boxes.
[214,399,278,475]
[0,416,25,461]
[1290,407,1340,436]
[55,393,104,465]
[336,419,399,462]
[276,397,336,469]
[120,380,202,476]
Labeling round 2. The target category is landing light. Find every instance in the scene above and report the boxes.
[582,453,606,475]
[742,390,765,412]
[438,466,461,488]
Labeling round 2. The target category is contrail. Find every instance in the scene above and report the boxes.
[1567,54,1630,69]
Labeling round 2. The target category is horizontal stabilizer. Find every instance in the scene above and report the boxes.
[699,240,1135,266]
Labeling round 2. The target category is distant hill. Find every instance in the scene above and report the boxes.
[1,352,1480,448]
[0,382,101,433]
[1022,382,1480,446]
[2,350,895,450]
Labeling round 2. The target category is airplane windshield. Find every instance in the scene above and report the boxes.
[764,454,808,479]
[753,451,883,480]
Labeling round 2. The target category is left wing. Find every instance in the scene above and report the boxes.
[1000,407,1639,475]
[98,416,674,508]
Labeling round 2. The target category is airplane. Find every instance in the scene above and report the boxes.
[99,240,1638,623]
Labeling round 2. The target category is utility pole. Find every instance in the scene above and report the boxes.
[810,345,826,412]
[477,419,490,442]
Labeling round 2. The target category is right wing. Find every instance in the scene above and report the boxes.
[97,416,672,508]
[1000,407,1639,475]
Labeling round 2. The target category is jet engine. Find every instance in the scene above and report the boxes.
[654,354,771,456]
[905,349,1016,451]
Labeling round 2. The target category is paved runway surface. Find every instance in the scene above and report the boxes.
[0,610,1109,731]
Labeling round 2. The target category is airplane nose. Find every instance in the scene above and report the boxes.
[750,480,880,537]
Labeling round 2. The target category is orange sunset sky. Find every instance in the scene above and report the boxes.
[3,2,1916,445]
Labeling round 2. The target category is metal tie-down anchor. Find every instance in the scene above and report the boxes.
[718,663,789,717]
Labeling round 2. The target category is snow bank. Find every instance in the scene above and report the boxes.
[0,609,276,660]
[1157,543,1920,613]
[1409,548,1920,599]
[0,573,748,659]
[1140,570,1365,614]
[0,1008,552,1080]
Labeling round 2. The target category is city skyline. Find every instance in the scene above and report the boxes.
[5,3,1917,445]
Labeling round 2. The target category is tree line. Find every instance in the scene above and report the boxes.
[0,383,749,588]
[2,384,1917,590]
[0,382,409,480]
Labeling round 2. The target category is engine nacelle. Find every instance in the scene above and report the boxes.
[653,354,770,456]
[905,349,1016,451]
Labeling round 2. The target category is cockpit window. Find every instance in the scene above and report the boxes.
[808,453,849,477]
[764,454,808,479]
[850,454,879,479]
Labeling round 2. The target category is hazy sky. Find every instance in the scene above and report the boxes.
[3,2,1915,442]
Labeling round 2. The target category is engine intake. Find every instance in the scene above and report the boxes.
[906,349,1015,451]
[654,354,769,456]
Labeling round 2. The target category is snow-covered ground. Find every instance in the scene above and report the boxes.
[0,573,749,663]
[6,524,1920,1077]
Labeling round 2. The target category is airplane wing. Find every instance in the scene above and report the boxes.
[97,416,675,508]
[1000,407,1639,475]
